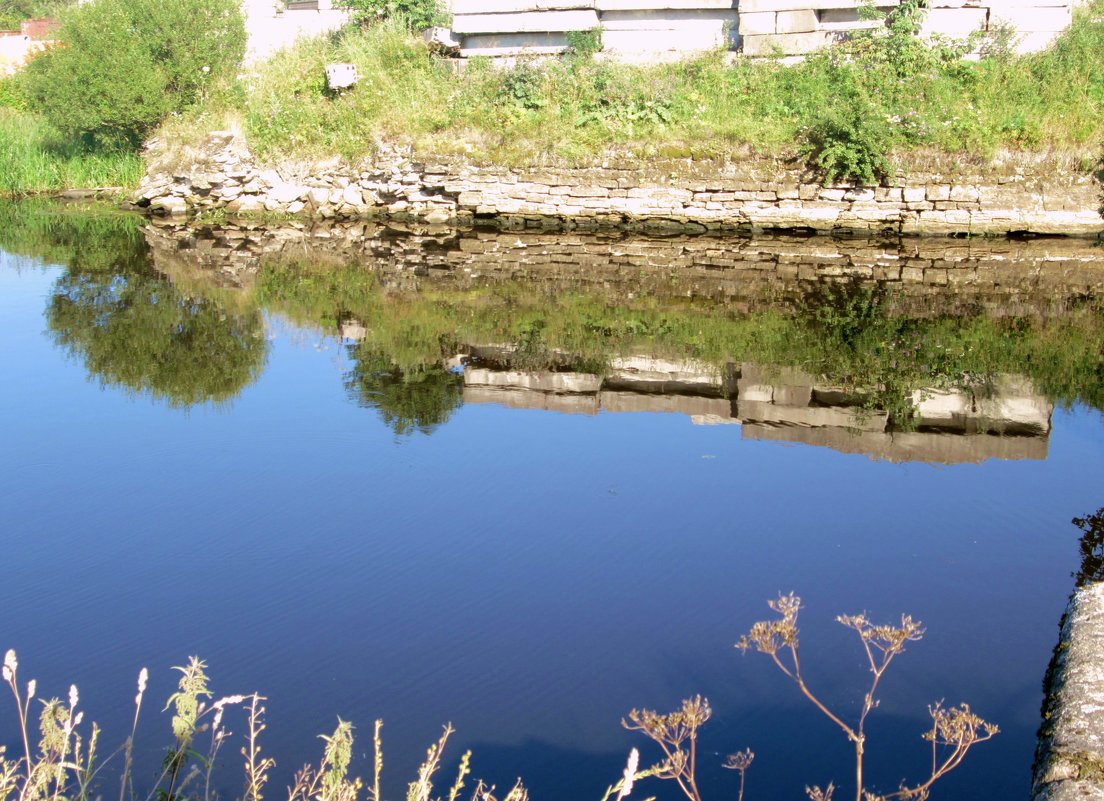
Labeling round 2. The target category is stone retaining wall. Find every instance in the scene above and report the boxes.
[137,132,1104,237]
[1033,583,1104,801]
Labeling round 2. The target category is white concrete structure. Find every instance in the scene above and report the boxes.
[242,0,350,63]
[442,0,1087,59]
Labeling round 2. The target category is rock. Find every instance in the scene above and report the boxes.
[342,185,363,207]
[270,183,306,204]
[150,196,188,216]
[287,200,306,214]
[423,208,451,224]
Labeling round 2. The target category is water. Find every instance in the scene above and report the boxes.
[2,204,1104,801]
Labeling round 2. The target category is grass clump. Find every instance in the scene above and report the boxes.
[199,1,1104,179]
[0,109,143,195]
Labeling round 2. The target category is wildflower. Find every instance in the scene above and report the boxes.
[27,679,36,699]
[69,684,79,709]
[2,649,16,682]
[616,748,639,801]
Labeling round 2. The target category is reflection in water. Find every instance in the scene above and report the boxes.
[0,204,268,408]
[1073,508,1104,588]
[345,347,464,436]
[47,271,267,407]
[6,206,1104,450]
[4,205,1104,801]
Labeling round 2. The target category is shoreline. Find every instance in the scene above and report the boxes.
[136,133,1104,238]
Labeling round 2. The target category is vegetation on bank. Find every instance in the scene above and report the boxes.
[208,0,1104,178]
[3,0,1103,188]
[0,0,241,194]
[0,109,142,195]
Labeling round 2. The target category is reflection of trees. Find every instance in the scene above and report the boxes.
[1,202,267,407]
[47,270,267,408]
[1073,508,1104,588]
[344,346,463,436]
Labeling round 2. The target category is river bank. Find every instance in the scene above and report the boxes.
[136,131,1104,237]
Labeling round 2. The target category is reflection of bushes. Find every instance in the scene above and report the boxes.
[47,270,267,407]
[256,259,1104,425]
[0,203,267,407]
[344,347,463,436]
[0,201,147,272]
[1073,508,1104,588]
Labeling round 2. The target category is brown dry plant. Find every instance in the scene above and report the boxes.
[736,594,997,801]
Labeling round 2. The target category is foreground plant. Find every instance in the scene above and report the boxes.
[737,594,998,801]
[0,649,508,801]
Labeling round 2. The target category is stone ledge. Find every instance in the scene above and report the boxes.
[136,132,1104,238]
[1034,583,1104,801]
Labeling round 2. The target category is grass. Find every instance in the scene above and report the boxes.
[0,108,143,195]
[176,1,1104,172]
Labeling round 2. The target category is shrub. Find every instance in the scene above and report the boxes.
[335,0,445,31]
[0,77,28,111]
[801,100,895,185]
[19,0,245,148]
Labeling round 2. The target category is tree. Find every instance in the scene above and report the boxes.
[19,0,245,147]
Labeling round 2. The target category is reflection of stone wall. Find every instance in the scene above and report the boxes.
[140,221,1072,463]
[142,220,1104,320]
[459,355,1054,464]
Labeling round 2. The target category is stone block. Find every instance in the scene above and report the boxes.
[453,9,599,34]
[775,9,819,33]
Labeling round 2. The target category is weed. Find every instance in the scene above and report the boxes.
[737,594,998,801]
[159,1,1104,170]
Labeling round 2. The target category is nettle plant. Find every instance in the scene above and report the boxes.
[336,0,445,31]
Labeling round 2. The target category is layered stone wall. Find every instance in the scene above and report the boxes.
[138,132,1104,237]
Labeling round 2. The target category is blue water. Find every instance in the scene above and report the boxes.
[1,245,1102,801]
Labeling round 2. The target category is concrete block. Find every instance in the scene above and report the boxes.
[775,9,819,33]
[452,9,600,33]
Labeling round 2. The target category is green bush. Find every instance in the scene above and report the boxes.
[335,0,444,31]
[19,0,245,148]
[801,96,894,185]
[0,0,76,30]
[0,77,28,111]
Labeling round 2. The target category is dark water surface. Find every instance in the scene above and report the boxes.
[2,205,1104,801]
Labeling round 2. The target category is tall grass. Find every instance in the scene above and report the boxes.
[0,109,143,195]
[217,2,1104,168]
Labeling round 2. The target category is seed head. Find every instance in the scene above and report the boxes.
[616,748,639,801]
